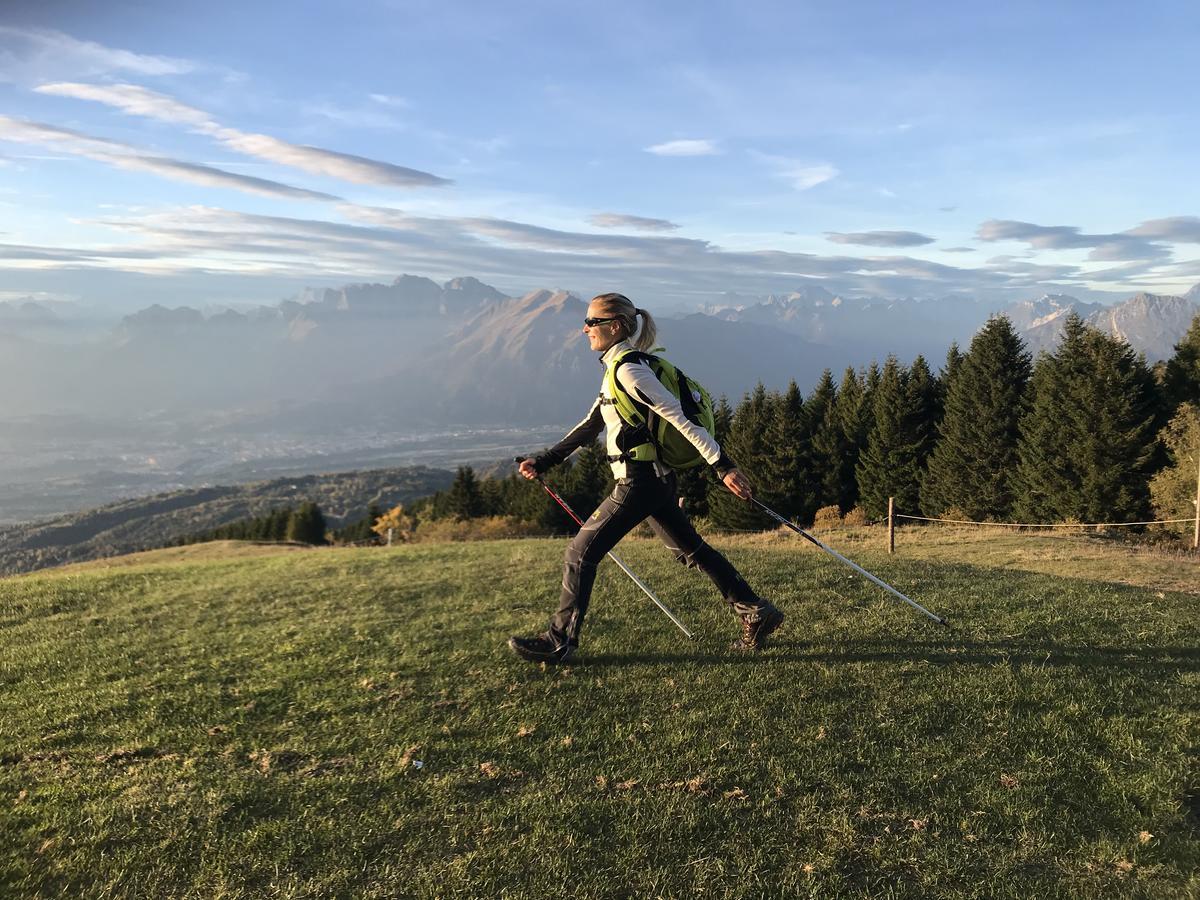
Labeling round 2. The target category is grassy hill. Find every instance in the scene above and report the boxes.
[1,530,1197,898]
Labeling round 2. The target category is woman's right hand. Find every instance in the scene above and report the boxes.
[722,467,753,500]
[518,459,539,481]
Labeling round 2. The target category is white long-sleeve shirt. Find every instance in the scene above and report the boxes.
[537,339,730,479]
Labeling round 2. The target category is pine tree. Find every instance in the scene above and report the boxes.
[495,473,552,528]
[333,502,384,543]
[941,342,965,399]
[859,362,881,451]
[246,512,266,541]
[478,480,504,518]
[447,466,485,520]
[1163,312,1200,413]
[832,366,871,512]
[805,369,841,510]
[1015,313,1160,523]
[564,441,614,515]
[921,316,1032,520]
[348,508,384,542]
[762,380,814,522]
[712,395,734,445]
[261,508,289,541]
[864,361,882,404]
[906,355,940,477]
[675,395,734,519]
[856,357,923,518]
[673,466,708,518]
[708,385,775,530]
[286,502,327,544]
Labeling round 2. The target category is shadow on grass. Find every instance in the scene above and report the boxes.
[577,639,1200,675]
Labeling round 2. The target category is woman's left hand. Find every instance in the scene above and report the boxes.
[722,468,753,500]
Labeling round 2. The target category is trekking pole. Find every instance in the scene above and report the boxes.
[515,458,694,640]
[750,497,951,629]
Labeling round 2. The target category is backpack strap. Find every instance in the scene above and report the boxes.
[603,349,659,463]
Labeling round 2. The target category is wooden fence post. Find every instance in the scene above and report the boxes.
[888,496,895,554]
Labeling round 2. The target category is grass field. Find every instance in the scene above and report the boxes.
[2,528,1198,898]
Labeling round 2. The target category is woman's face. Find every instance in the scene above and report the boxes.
[583,301,625,352]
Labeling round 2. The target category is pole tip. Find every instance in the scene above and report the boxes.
[940,617,952,630]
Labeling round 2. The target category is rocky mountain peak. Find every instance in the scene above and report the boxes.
[1003,294,1085,332]
[781,284,837,306]
[391,273,443,297]
[0,299,58,322]
[120,304,205,329]
[443,276,507,306]
[1088,292,1198,361]
[511,288,581,313]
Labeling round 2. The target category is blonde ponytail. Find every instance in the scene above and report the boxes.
[633,307,657,352]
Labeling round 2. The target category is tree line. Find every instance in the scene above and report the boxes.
[408,311,1200,540]
[168,502,329,546]
[171,310,1199,547]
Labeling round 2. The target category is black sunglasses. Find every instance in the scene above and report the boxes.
[583,316,619,328]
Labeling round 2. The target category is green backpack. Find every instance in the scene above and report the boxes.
[603,347,718,470]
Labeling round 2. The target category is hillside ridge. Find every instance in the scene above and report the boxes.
[0,465,453,576]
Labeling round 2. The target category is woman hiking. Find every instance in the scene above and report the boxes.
[508,292,784,664]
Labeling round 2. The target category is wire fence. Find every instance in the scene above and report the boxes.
[889,504,1199,553]
[895,514,1197,529]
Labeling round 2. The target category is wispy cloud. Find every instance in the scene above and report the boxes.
[0,116,338,202]
[783,164,838,191]
[982,257,1084,282]
[977,219,1171,262]
[37,82,209,125]
[36,82,451,188]
[0,26,194,81]
[369,93,409,108]
[751,151,838,191]
[218,131,449,188]
[1127,216,1200,244]
[826,230,935,248]
[589,212,679,232]
[645,139,719,157]
[14,202,1073,306]
[1083,260,1164,281]
[977,219,1097,249]
[304,102,405,131]
[942,247,976,253]
[0,239,163,266]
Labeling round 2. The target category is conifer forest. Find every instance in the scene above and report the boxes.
[410,312,1200,541]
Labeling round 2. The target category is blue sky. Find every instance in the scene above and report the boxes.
[2,0,1199,313]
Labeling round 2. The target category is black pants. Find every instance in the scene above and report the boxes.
[548,469,769,647]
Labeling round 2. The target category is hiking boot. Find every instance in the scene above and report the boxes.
[730,606,785,651]
[507,633,576,664]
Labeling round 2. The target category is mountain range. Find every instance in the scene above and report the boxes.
[4,275,1194,431]
[1002,291,1199,359]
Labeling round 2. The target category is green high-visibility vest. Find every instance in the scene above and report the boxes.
[603,347,717,470]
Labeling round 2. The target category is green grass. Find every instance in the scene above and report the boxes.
[1,533,1198,898]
